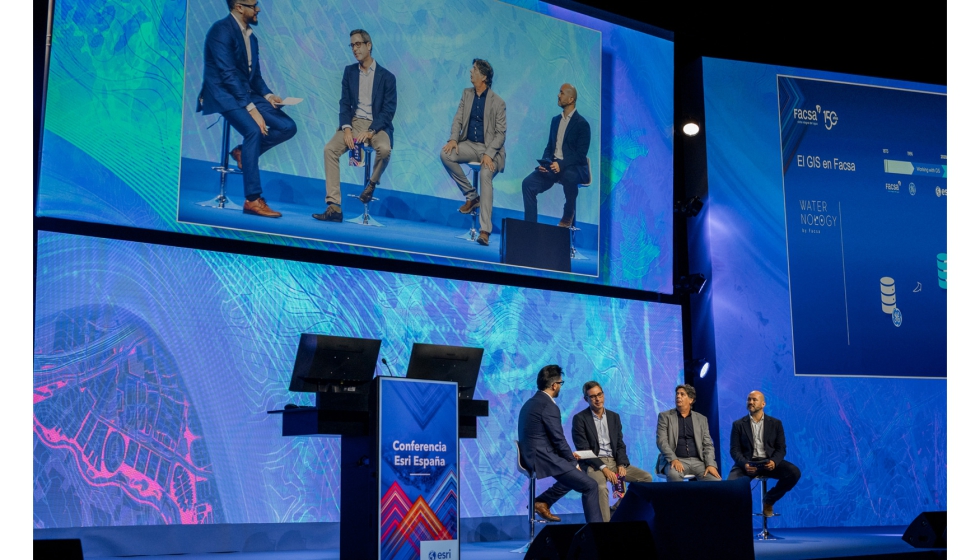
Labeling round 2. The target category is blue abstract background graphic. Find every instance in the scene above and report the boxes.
[702,59,946,527]
[33,231,684,527]
[36,0,673,292]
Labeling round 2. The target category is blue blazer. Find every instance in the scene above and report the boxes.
[338,62,397,147]
[542,111,591,185]
[571,407,631,471]
[197,15,272,115]
[518,391,578,479]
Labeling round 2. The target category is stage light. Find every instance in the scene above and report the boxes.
[674,195,704,218]
[675,273,707,295]
[682,121,701,136]
[684,359,711,379]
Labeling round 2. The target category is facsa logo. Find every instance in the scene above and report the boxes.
[793,105,838,130]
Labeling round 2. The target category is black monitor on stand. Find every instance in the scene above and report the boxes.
[289,334,381,393]
[405,343,488,437]
[405,343,483,399]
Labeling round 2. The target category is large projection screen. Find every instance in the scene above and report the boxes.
[36,0,674,292]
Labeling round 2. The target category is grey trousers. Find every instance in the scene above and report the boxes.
[584,457,653,522]
[663,457,722,482]
[440,141,498,234]
[323,117,391,206]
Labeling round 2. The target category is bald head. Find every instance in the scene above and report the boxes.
[558,83,577,112]
[746,390,766,417]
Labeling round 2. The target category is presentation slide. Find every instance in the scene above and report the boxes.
[33,231,683,528]
[37,0,674,292]
[702,58,946,527]
[779,77,946,378]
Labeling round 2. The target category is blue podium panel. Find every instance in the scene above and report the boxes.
[377,378,459,560]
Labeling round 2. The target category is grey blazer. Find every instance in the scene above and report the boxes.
[655,408,718,473]
[448,87,507,173]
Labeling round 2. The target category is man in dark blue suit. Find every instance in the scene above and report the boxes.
[197,0,297,218]
[522,84,591,227]
[315,29,397,222]
[517,365,603,524]
[728,391,801,517]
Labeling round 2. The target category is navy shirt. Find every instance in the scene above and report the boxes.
[468,88,487,144]
[675,413,697,458]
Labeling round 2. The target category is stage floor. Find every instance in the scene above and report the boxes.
[85,526,943,560]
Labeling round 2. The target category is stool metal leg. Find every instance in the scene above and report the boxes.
[198,118,243,210]
[754,478,782,540]
[456,166,481,241]
[511,475,541,554]
[569,226,588,260]
[345,148,384,227]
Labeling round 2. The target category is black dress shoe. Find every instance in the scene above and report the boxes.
[313,204,343,222]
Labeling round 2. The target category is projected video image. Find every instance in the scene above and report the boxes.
[179,0,601,275]
[33,231,683,527]
[37,0,674,292]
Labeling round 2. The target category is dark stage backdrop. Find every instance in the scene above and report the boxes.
[32,231,683,528]
[36,0,674,292]
[701,58,946,526]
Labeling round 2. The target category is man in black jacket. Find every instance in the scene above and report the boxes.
[533,380,652,523]
[521,84,591,227]
[728,390,802,516]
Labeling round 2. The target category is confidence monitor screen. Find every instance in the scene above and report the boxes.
[37,0,674,293]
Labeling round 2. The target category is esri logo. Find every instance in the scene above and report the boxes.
[430,552,437,560]
[935,186,947,197]
[909,182,916,196]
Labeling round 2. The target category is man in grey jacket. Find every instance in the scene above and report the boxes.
[655,384,722,481]
[440,59,507,246]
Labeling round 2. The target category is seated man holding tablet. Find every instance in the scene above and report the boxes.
[521,83,591,227]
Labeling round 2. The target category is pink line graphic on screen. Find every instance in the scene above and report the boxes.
[33,306,220,526]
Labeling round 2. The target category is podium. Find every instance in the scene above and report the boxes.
[274,336,488,560]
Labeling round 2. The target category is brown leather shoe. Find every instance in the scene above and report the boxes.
[477,230,490,246]
[763,503,774,517]
[557,210,575,228]
[458,196,480,214]
[243,197,282,218]
[534,502,561,522]
[230,145,243,169]
[312,204,343,222]
[358,182,376,203]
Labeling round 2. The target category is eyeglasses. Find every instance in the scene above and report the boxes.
[587,392,604,400]
[349,41,369,50]
[237,2,258,10]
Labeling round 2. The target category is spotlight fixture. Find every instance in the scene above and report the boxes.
[684,358,711,379]
[682,121,701,137]
[674,195,704,218]
[675,273,707,295]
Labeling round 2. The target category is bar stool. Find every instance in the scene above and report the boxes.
[197,118,243,210]
[569,157,592,260]
[456,162,482,241]
[345,145,383,227]
[754,476,781,540]
[511,440,552,554]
